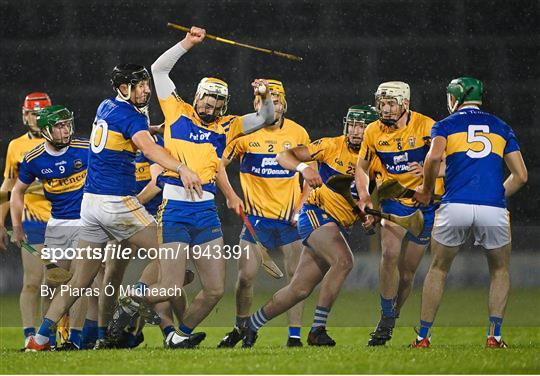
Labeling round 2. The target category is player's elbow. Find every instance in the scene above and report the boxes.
[515,167,528,186]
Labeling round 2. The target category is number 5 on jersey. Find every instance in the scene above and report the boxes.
[466,125,491,159]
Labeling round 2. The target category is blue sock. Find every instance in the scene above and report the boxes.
[311,306,330,332]
[380,295,396,318]
[488,316,503,338]
[289,326,301,338]
[49,333,57,348]
[249,307,269,332]
[418,320,432,339]
[68,329,82,348]
[178,323,193,336]
[98,326,107,341]
[23,327,35,338]
[37,318,55,338]
[162,325,175,338]
[81,319,98,348]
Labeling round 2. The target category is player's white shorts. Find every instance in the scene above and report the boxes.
[44,218,80,250]
[79,193,155,244]
[432,203,511,250]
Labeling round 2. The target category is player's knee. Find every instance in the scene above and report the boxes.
[430,257,452,274]
[336,256,354,273]
[237,272,256,289]
[381,248,400,266]
[203,285,225,302]
[290,284,313,301]
[490,266,509,280]
[400,270,415,286]
[21,283,40,294]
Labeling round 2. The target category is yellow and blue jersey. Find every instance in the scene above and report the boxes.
[135,134,164,215]
[432,107,520,208]
[85,97,150,196]
[18,138,89,220]
[224,118,310,222]
[359,111,438,206]
[158,94,244,194]
[3,133,51,223]
[305,135,359,227]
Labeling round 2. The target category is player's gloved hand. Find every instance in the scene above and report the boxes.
[10,226,26,249]
[251,79,270,99]
[178,165,203,201]
[0,226,9,251]
[413,185,431,206]
[226,193,245,217]
[183,26,206,49]
[357,194,376,230]
[301,166,323,188]
[407,162,423,177]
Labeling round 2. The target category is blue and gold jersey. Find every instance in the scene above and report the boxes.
[224,118,310,222]
[135,134,164,215]
[359,111,439,206]
[306,135,360,227]
[85,97,149,196]
[18,138,89,220]
[432,107,519,208]
[4,133,51,222]
[158,94,244,194]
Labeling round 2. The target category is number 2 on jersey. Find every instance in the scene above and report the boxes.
[466,125,491,159]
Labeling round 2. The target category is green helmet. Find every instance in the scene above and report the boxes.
[36,105,74,148]
[343,105,378,150]
[446,77,483,114]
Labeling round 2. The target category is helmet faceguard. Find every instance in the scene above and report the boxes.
[193,77,230,124]
[253,79,287,124]
[22,92,52,136]
[111,64,151,109]
[374,81,410,127]
[446,76,483,114]
[343,105,378,151]
[36,105,74,149]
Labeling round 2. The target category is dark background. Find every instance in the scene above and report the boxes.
[1,0,538,250]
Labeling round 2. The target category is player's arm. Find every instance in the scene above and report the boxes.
[0,178,15,229]
[240,80,275,134]
[414,136,446,205]
[276,146,322,188]
[9,179,30,248]
[503,151,528,198]
[292,180,311,226]
[0,179,13,251]
[151,27,206,101]
[132,130,203,200]
[137,163,164,205]
[216,161,244,216]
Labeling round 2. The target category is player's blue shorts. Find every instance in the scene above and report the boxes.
[297,204,350,246]
[22,220,47,245]
[160,199,222,246]
[380,200,437,245]
[240,215,300,250]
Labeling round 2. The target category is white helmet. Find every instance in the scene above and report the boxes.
[374,81,410,126]
[375,81,410,105]
[193,77,230,116]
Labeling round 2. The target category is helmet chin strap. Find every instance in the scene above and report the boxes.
[117,84,132,101]
[381,108,407,127]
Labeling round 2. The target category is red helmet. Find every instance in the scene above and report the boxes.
[22,92,52,111]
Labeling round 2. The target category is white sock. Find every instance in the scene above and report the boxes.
[34,334,49,345]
